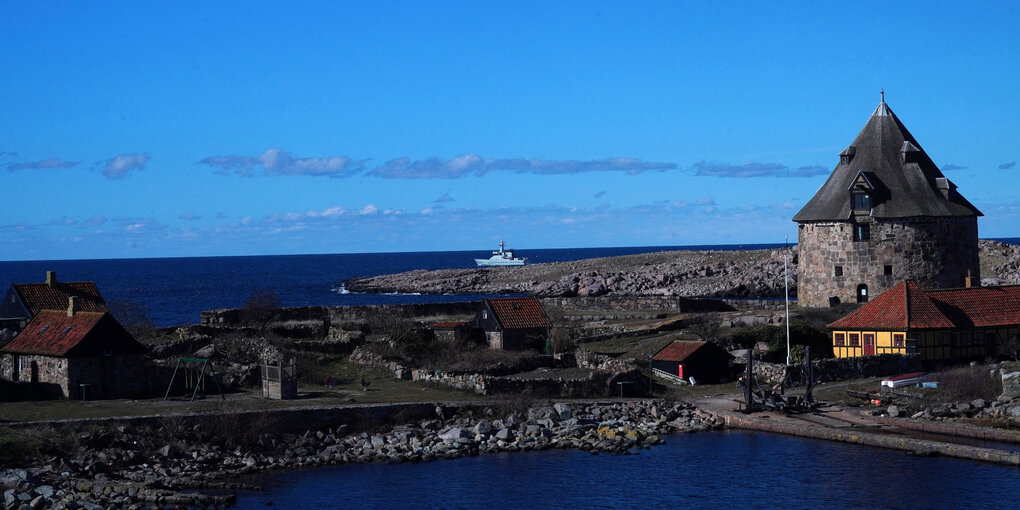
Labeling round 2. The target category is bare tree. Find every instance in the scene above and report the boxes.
[244,289,281,327]
[686,314,721,342]
[107,300,157,340]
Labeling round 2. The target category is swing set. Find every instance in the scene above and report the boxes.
[163,357,225,402]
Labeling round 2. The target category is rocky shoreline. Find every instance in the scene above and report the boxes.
[344,247,798,298]
[0,400,720,509]
[342,240,1020,298]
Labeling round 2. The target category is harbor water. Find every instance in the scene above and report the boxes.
[230,430,1019,509]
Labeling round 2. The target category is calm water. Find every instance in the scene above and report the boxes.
[0,243,785,327]
[232,430,1019,510]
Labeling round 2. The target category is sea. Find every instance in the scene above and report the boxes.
[229,430,1020,509]
[0,243,790,328]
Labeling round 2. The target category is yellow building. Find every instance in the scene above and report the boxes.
[828,281,1020,361]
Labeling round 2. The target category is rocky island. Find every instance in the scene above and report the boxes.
[344,240,1020,299]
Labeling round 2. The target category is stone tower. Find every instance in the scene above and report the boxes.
[793,96,982,307]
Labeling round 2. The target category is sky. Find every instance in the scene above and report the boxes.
[2,1,1019,261]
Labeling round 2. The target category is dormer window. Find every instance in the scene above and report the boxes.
[848,171,876,213]
[852,192,871,211]
[839,145,856,165]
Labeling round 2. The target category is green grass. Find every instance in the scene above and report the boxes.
[0,359,484,423]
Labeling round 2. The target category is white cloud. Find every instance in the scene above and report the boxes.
[370,154,678,179]
[199,148,365,178]
[359,204,379,215]
[101,153,150,179]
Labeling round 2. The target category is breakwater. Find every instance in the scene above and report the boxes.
[720,410,1020,466]
[0,400,717,509]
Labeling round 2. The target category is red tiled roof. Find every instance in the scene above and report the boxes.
[829,281,1020,331]
[926,285,1020,328]
[13,282,108,316]
[653,341,708,362]
[486,297,550,330]
[1,311,146,357]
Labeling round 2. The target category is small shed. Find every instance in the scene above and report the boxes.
[474,297,551,350]
[0,299,148,399]
[652,341,734,384]
[1,271,108,331]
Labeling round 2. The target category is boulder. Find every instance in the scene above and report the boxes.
[438,428,469,441]
[553,403,572,421]
[473,420,493,436]
[194,344,216,359]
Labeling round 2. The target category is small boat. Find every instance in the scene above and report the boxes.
[475,240,527,266]
[881,372,930,388]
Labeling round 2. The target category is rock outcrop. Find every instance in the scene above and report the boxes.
[344,240,1020,299]
[345,248,800,298]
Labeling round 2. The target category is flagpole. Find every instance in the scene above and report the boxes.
[785,234,791,366]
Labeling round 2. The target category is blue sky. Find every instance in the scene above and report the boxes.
[2,1,1018,261]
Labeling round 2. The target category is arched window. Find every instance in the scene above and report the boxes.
[856,284,869,303]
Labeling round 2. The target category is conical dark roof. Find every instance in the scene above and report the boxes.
[793,100,982,222]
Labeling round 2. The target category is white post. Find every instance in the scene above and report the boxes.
[785,235,791,366]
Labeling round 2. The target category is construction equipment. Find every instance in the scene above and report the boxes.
[738,346,818,414]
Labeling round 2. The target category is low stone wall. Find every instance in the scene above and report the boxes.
[200,302,481,327]
[754,354,922,386]
[541,296,784,312]
[199,296,784,330]
[349,347,641,397]
[575,348,634,373]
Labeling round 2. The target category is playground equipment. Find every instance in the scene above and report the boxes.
[163,357,225,402]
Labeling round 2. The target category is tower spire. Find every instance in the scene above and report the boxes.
[880,88,885,103]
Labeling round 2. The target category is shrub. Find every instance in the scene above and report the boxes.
[931,365,1002,403]
[730,321,832,362]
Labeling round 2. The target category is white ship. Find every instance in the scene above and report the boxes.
[474,240,527,266]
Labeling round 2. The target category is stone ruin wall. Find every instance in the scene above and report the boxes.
[798,217,979,307]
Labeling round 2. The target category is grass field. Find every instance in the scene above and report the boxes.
[0,359,484,423]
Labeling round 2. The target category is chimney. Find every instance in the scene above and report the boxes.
[46,271,57,288]
[67,296,78,317]
[965,270,973,288]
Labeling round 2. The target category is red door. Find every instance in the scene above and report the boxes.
[863,334,875,355]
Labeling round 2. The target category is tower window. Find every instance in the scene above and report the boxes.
[884,265,893,276]
[856,284,869,303]
[853,224,870,242]
[852,192,871,211]
[834,266,843,277]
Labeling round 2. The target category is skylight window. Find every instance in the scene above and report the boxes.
[39,325,49,333]
[63,327,72,334]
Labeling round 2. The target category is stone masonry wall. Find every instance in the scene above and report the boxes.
[798,217,979,307]
[753,354,922,386]
[0,354,69,396]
